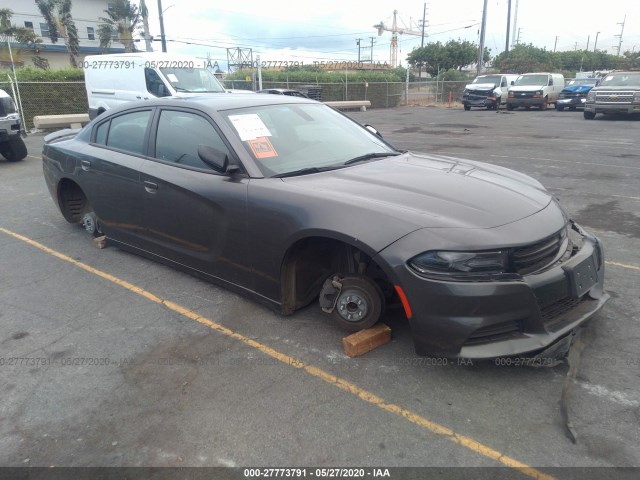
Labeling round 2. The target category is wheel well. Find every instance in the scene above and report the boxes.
[280,237,393,315]
[57,179,88,224]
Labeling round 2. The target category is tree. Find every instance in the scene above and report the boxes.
[407,39,490,77]
[98,0,141,53]
[0,8,47,68]
[492,44,556,73]
[35,0,80,67]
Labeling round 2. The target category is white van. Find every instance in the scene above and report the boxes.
[462,74,519,110]
[506,73,565,110]
[83,52,228,119]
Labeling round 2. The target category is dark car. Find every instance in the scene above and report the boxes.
[556,78,600,111]
[42,95,608,359]
[257,88,309,98]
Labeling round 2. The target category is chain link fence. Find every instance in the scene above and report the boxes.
[0,81,88,130]
[1,80,470,130]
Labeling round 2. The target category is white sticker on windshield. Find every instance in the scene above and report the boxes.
[228,114,272,141]
[166,73,179,83]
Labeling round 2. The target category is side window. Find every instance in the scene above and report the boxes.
[106,110,151,155]
[548,77,553,86]
[155,110,231,170]
[94,121,109,145]
[145,68,170,97]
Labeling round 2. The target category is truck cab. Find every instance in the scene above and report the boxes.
[583,71,640,119]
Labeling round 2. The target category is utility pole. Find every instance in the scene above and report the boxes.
[593,31,600,52]
[614,15,626,56]
[586,35,590,51]
[505,0,511,53]
[554,36,558,52]
[157,0,167,52]
[511,0,519,46]
[420,2,426,47]
[369,37,375,63]
[476,0,488,76]
[516,27,522,45]
[356,38,362,62]
[574,42,578,51]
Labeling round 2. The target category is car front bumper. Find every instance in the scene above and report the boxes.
[507,97,545,107]
[557,97,586,108]
[378,222,608,359]
[584,102,640,115]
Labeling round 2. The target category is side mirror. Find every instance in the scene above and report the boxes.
[510,80,514,85]
[157,84,170,97]
[364,124,383,139]
[197,144,229,172]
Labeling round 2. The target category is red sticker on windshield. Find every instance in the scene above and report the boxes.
[247,137,278,159]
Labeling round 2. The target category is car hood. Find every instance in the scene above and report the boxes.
[282,152,552,230]
[562,85,594,93]
[465,83,497,90]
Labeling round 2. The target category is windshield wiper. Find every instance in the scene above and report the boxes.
[343,152,401,165]
[272,165,345,178]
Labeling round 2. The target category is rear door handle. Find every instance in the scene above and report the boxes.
[81,160,91,171]
[143,180,158,193]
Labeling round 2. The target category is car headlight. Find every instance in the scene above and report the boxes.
[633,92,640,103]
[587,91,595,102]
[508,91,514,98]
[409,250,510,280]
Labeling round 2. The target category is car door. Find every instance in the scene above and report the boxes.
[138,107,251,287]
[81,108,152,244]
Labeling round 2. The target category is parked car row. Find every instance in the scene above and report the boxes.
[463,70,640,119]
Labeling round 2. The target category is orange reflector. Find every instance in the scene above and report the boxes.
[394,285,413,319]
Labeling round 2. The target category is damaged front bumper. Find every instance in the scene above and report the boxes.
[379,222,609,359]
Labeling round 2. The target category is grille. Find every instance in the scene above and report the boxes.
[511,229,566,275]
[559,92,583,99]
[541,296,586,332]
[595,91,634,104]
[464,319,523,345]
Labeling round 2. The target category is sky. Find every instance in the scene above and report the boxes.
[140,0,639,68]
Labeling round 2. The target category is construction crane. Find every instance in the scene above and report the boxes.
[374,10,424,67]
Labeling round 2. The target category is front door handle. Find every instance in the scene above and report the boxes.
[143,180,158,193]
[81,160,91,171]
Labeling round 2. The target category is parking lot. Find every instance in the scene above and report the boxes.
[0,105,638,478]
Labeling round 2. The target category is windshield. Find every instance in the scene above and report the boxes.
[473,75,501,85]
[514,75,549,86]
[222,103,397,177]
[159,67,225,93]
[600,73,640,87]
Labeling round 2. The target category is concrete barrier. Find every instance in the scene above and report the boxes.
[323,100,371,111]
[33,114,90,130]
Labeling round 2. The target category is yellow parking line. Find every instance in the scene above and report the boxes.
[0,226,555,480]
[606,261,640,271]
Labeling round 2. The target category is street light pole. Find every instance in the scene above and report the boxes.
[157,0,167,53]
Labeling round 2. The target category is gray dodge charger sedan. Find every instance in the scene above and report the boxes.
[42,95,608,358]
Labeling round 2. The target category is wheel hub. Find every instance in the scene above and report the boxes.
[337,291,367,322]
[82,212,97,234]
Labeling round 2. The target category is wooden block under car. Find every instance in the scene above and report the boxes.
[94,235,107,249]
[342,323,392,358]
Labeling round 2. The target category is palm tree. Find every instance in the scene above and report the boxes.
[98,0,141,53]
[0,8,47,68]
[34,0,80,67]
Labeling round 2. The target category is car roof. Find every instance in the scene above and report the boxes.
[103,93,318,116]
